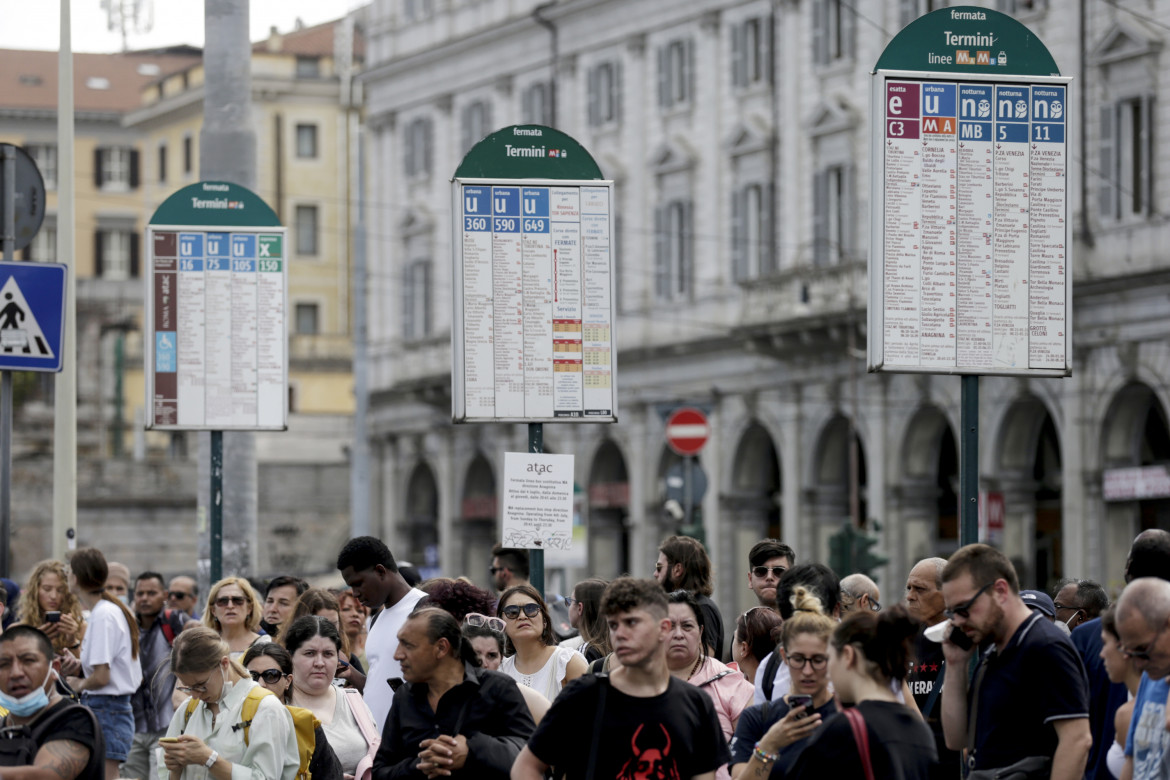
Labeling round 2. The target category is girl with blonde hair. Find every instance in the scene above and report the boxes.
[202,577,269,662]
[18,559,86,657]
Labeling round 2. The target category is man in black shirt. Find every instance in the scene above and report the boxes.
[654,535,726,660]
[512,577,729,780]
[0,625,104,779]
[373,607,533,779]
[904,556,960,780]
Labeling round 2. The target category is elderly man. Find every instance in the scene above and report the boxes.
[904,557,959,780]
[0,625,104,778]
[374,608,534,779]
[166,575,200,618]
[1052,578,1108,632]
[940,544,1091,779]
[1115,578,1170,779]
[840,573,881,614]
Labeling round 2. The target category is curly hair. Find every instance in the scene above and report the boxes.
[202,577,263,634]
[419,580,496,623]
[17,560,85,654]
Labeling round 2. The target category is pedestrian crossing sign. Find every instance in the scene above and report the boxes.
[0,261,67,373]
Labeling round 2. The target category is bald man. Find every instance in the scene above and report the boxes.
[1116,578,1170,779]
[904,557,958,780]
[840,573,880,615]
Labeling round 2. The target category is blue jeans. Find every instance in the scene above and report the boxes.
[82,692,134,762]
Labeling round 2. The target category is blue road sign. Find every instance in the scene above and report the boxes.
[0,261,67,372]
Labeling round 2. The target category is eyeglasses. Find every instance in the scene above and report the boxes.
[563,597,578,608]
[1053,601,1083,614]
[868,599,882,613]
[752,566,787,579]
[1122,623,1165,662]
[249,669,286,684]
[215,596,247,607]
[464,613,506,632]
[489,566,505,575]
[501,603,541,621]
[785,653,829,670]
[944,582,994,620]
[176,677,212,695]
[169,591,193,600]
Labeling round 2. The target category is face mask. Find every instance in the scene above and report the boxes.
[0,667,54,717]
[217,666,232,703]
[117,594,130,607]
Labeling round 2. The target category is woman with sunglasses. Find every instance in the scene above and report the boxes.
[559,579,610,663]
[242,643,344,780]
[159,625,300,780]
[729,588,837,779]
[499,585,587,701]
[731,606,783,684]
[463,618,553,724]
[284,616,379,779]
[202,578,269,662]
[785,606,936,780]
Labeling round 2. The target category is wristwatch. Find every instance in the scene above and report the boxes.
[204,750,219,769]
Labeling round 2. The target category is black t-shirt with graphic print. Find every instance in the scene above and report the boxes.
[527,674,730,780]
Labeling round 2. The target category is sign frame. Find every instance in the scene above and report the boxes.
[144,224,290,431]
[0,260,67,373]
[451,176,619,424]
[867,68,1073,378]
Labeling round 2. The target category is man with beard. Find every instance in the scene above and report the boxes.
[746,539,795,610]
[655,535,725,660]
[904,557,959,780]
[511,578,729,780]
[940,544,1091,779]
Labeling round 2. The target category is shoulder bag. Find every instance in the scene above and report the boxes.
[843,707,876,780]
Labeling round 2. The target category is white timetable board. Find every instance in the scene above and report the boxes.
[145,226,289,430]
[452,179,618,422]
[868,71,1072,377]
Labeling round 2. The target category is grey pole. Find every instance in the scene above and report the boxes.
[959,375,979,546]
[529,423,544,598]
[350,121,370,538]
[199,0,259,587]
[1,145,14,577]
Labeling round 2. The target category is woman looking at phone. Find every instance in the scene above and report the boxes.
[284,616,378,779]
[498,585,587,701]
[242,642,344,780]
[18,559,86,659]
[785,606,936,779]
[159,625,299,780]
[729,587,837,780]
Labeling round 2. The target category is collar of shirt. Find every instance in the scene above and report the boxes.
[407,662,486,702]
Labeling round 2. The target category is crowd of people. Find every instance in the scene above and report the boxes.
[0,530,1168,779]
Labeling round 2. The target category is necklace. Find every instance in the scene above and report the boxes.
[687,655,702,680]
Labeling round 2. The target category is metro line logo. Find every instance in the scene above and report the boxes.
[955,51,993,65]
[922,117,955,134]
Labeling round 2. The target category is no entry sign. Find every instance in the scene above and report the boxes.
[666,407,709,456]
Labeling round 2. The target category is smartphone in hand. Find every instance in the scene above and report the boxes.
[788,694,813,718]
[45,611,61,623]
[949,626,974,651]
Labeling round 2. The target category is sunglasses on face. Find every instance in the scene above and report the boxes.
[563,597,578,608]
[501,603,541,621]
[249,669,286,684]
[464,613,506,632]
[169,591,193,600]
[215,596,247,607]
[752,566,787,579]
[944,582,993,620]
[1122,623,1165,662]
[489,566,506,575]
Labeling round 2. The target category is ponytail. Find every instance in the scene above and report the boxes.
[70,548,139,660]
[832,604,919,683]
[100,592,141,660]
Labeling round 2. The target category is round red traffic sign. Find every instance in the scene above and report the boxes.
[666,407,710,456]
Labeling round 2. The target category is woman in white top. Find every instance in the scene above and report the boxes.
[65,547,143,780]
[159,625,299,780]
[202,577,270,662]
[285,615,378,778]
[498,585,587,702]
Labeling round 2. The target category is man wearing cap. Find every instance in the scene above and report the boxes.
[1020,590,1058,623]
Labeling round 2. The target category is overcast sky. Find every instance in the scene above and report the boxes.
[0,0,364,53]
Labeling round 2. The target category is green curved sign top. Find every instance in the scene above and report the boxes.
[149,181,281,227]
[455,125,604,180]
[875,6,1060,76]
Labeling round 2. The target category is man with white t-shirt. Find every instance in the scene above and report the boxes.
[338,536,428,732]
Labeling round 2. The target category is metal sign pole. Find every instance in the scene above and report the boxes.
[529,422,544,598]
[210,430,223,583]
[1,145,15,578]
[684,455,694,534]
[959,376,979,546]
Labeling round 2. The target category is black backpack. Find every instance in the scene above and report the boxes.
[760,650,783,702]
[0,701,105,778]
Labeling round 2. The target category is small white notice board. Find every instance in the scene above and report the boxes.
[501,452,574,551]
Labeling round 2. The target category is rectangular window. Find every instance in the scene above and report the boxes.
[295,57,321,78]
[404,118,433,178]
[157,142,167,183]
[295,302,319,335]
[996,0,1048,13]
[813,0,854,66]
[183,135,193,175]
[732,183,774,281]
[813,164,855,266]
[654,199,693,300]
[296,124,318,158]
[295,205,319,256]
[732,17,770,88]
[588,61,621,126]
[99,230,133,280]
[461,101,491,155]
[94,146,139,191]
[658,39,693,109]
[26,144,57,190]
[26,225,56,262]
[403,260,432,340]
[1100,95,1154,220]
[521,83,551,126]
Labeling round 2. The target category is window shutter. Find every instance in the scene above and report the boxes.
[403,265,415,339]
[813,170,829,266]
[423,261,432,336]
[841,0,856,57]
[731,188,747,281]
[93,148,103,188]
[94,230,105,277]
[1141,93,1154,217]
[657,45,668,108]
[813,2,827,66]
[765,13,776,85]
[732,22,746,88]
[654,205,668,298]
[681,200,694,298]
[615,61,624,122]
[763,182,776,275]
[20,246,29,261]
[685,38,695,104]
[587,67,599,126]
[1099,105,1117,219]
[129,149,140,188]
[130,231,141,277]
[842,165,857,261]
